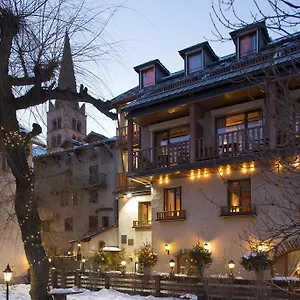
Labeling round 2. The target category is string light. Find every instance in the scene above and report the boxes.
[204,168,208,177]
[218,167,223,176]
[250,163,255,171]
[190,170,195,180]
[226,165,230,175]
[159,176,163,184]
[165,175,169,184]
[242,164,247,173]
[197,169,201,179]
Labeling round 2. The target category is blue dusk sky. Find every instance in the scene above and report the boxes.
[19,1,298,141]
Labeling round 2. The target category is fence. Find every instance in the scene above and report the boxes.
[50,270,300,299]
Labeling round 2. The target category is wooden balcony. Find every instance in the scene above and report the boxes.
[130,126,266,173]
[116,172,149,193]
[156,210,186,221]
[132,220,152,228]
[116,123,140,147]
[220,205,256,217]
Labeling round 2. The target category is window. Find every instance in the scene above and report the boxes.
[56,135,62,146]
[89,165,99,184]
[138,202,152,224]
[89,190,98,204]
[227,179,251,212]
[60,192,77,207]
[102,216,109,228]
[187,51,203,73]
[77,121,81,133]
[164,187,181,212]
[89,215,98,231]
[65,218,73,232]
[239,32,257,58]
[156,126,190,147]
[121,235,127,244]
[142,67,155,88]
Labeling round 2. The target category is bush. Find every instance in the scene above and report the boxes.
[137,242,158,268]
[186,242,212,269]
[240,251,272,271]
[93,250,110,266]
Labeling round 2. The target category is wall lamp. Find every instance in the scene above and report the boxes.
[165,243,170,255]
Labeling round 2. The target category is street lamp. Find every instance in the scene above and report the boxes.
[165,243,170,255]
[169,259,175,277]
[203,242,209,252]
[228,260,235,278]
[3,264,12,300]
[81,257,86,270]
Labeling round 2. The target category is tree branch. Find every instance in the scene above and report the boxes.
[14,84,117,120]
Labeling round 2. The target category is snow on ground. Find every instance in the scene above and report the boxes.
[0,284,197,300]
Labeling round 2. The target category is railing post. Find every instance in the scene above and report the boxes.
[75,269,81,288]
[61,271,66,288]
[154,275,161,297]
[51,268,58,288]
[128,119,134,172]
[189,104,197,163]
[104,274,110,289]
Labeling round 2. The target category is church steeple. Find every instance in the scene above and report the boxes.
[46,33,87,152]
[58,31,77,92]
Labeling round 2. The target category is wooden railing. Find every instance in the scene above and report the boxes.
[156,210,186,221]
[220,205,256,217]
[50,270,299,299]
[132,141,189,172]
[116,172,145,192]
[130,126,266,172]
[196,126,265,161]
[116,123,140,146]
[132,220,152,227]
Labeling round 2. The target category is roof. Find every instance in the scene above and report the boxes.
[178,41,218,60]
[118,32,300,115]
[133,59,170,75]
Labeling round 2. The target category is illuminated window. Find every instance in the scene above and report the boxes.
[239,32,257,58]
[138,202,152,223]
[187,51,203,73]
[227,179,251,212]
[164,187,181,212]
[142,67,155,88]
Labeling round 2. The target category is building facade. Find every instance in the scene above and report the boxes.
[112,21,300,278]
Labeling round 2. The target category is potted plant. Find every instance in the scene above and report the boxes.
[186,242,212,278]
[93,249,110,272]
[137,242,158,275]
[240,251,272,280]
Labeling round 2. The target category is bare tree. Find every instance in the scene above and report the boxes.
[0,0,118,299]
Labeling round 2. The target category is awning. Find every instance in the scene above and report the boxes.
[102,246,121,252]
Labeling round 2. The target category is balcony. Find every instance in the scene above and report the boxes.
[116,123,140,147]
[116,172,150,193]
[220,205,256,217]
[156,210,186,221]
[132,220,152,228]
[130,126,266,173]
[75,173,107,189]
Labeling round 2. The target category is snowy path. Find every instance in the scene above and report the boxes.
[0,284,196,300]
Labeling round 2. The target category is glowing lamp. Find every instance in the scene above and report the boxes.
[165,243,170,255]
[3,264,12,283]
[169,259,175,268]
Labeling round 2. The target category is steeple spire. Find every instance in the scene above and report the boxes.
[58,31,76,92]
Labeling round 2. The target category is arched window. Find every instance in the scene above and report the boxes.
[77,121,81,133]
[57,117,62,128]
[57,135,62,146]
[72,118,76,130]
[52,136,57,148]
[52,119,57,130]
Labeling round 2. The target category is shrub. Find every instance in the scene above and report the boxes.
[240,251,272,271]
[137,242,158,268]
[93,249,110,266]
[186,242,212,269]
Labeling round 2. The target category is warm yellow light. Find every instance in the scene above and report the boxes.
[159,176,163,184]
[121,260,127,266]
[3,264,12,283]
[242,164,247,173]
[226,165,231,175]
[218,167,223,176]
[190,170,195,180]
[165,175,169,184]
[250,163,255,171]
[81,258,86,263]
[77,242,81,248]
[257,244,263,252]
[165,243,170,255]
[126,192,132,198]
[204,169,208,177]
[197,170,201,178]
[169,259,175,268]
[204,242,210,252]
[228,260,235,270]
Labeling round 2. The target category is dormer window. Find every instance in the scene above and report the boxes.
[187,51,203,74]
[238,31,257,58]
[142,67,155,88]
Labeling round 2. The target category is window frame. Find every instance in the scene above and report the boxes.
[89,189,98,204]
[227,178,251,209]
[140,67,155,88]
[164,186,182,212]
[186,50,203,74]
[237,30,258,58]
[89,215,98,231]
[138,201,152,222]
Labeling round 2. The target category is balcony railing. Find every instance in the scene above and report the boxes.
[75,173,107,189]
[130,126,266,172]
[156,210,186,221]
[116,124,140,146]
[220,205,256,217]
[116,172,147,192]
[132,220,152,228]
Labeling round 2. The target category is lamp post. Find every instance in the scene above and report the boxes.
[169,259,175,277]
[165,243,170,255]
[228,260,235,279]
[3,264,12,300]
[81,257,86,271]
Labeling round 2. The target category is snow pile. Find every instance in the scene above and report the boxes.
[0,284,190,300]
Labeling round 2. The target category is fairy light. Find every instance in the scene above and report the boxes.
[165,175,169,184]
[197,169,201,179]
[159,176,163,184]
[250,163,255,172]
[226,165,230,175]
[190,170,195,180]
[242,164,247,173]
[218,167,223,176]
[204,168,208,177]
